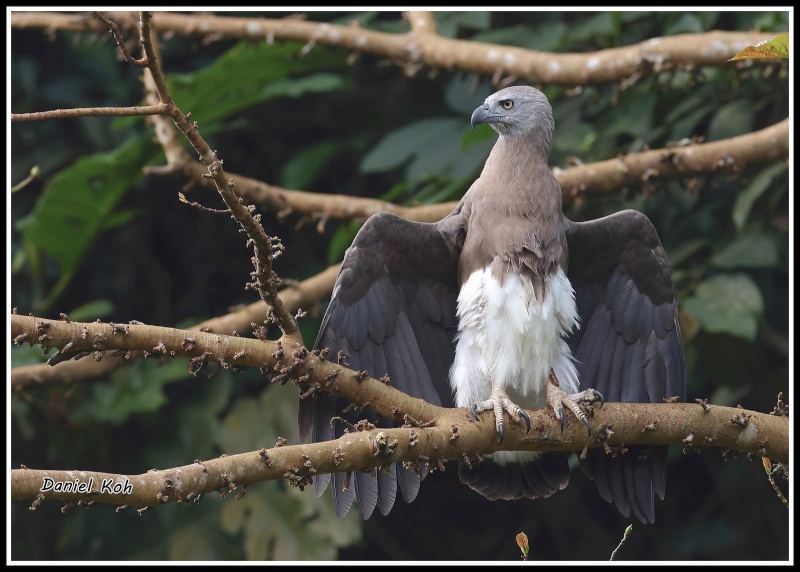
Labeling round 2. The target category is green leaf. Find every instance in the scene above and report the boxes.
[99,208,139,232]
[470,22,567,51]
[712,231,780,269]
[666,238,710,268]
[460,123,496,151]
[73,358,189,425]
[359,117,463,175]
[732,162,787,230]
[327,220,361,265]
[281,140,341,190]
[444,74,493,115]
[706,100,754,142]
[167,41,346,125]
[14,135,161,308]
[67,299,115,322]
[664,13,704,35]
[435,11,490,38]
[215,381,362,559]
[682,273,764,341]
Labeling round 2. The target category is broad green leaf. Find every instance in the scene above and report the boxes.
[729,32,789,60]
[359,117,463,175]
[712,231,780,269]
[99,208,139,232]
[444,74,493,115]
[73,358,189,425]
[469,22,567,51]
[682,273,764,341]
[664,13,704,35]
[460,123,496,150]
[11,345,48,368]
[570,12,615,42]
[281,140,341,190]
[145,372,233,471]
[213,384,361,557]
[732,162,787,230]
[15,135,161,308]
[67,299,115,322]
[666,238,710,268]
[327,220,361,265]
[167,41,346,125]
[435,11,490,38]
[552,121,596,154]
[706,99,754,142]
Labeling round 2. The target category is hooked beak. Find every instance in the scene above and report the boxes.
[471,104,496,132]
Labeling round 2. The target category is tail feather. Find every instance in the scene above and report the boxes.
[458,451,570,501]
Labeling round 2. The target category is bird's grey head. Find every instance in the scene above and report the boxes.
[470,86,555,148]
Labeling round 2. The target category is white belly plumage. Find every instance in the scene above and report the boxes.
[449,266,580,412]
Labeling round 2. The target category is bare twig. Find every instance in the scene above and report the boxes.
[11,104,169,122]
[610,524,633,561]
[95,11,300,341]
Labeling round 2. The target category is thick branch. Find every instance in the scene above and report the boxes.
[10,265,340,390]
[405,11,437,34]
[10,401,788,508]
[150,117,789,224]
[11,104,168,122]
[11,11,778,85]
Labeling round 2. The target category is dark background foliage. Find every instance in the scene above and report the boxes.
[10,11,789,561]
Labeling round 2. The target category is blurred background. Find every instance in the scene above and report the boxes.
[10,11,790,561]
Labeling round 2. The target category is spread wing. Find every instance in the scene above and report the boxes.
[298,211,463,519]
[564,210,686,524]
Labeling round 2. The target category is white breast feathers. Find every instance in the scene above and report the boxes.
[449,266,580,410]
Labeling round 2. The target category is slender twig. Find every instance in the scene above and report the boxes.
[92,11,147,66]
[11,104,169,122]
[11,166,39,192]
[762,457,789,508]
[96,11,300,341]
[610,524,633,561]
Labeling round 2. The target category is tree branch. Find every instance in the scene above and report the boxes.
[150,117,789,224]
[10,398,788,508]
[93,11,301,342]
[11,11,778,85]
[11,104,168,122]
[10,265,340,391]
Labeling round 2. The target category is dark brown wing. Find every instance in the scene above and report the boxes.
[298,211,463,519]
[564,210,686,524]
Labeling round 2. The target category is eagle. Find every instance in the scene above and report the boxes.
[298,85,686,524]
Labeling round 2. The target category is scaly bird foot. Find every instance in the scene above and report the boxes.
[547,369,603,436]
[471,385,530,445]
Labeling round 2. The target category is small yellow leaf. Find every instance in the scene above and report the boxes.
[729,32,789,60]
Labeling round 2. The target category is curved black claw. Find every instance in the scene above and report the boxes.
[583,416,592,437]
[519,410,531,433]
[558,408,565,432]
[470,403,479,420]
[593,390,605,409]
[498,423,505,445]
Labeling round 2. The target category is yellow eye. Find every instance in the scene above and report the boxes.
[502,100,514,109]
